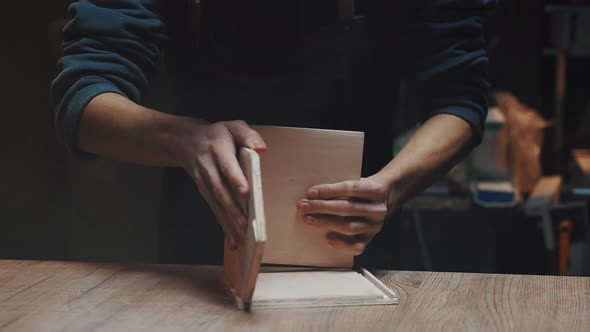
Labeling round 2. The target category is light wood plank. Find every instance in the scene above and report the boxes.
[247,269,397,309]
[253,126,364,268]
[222,148,266,305]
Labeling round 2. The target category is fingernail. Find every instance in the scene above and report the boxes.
[238,185,248,195]
[230,239,238,250]
[298,201,310,211]
[237,217,247,227]
[305,215,316,225]
[253,141,266,150]
[307,189,319,198]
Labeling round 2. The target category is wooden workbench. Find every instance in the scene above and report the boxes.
[1,260,589,331]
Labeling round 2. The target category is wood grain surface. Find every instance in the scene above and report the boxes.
[1,260,590,331]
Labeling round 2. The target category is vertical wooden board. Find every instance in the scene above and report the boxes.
[222,148,266,304]
[253,126,364,267]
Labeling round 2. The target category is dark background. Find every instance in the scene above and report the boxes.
[1,0,589,274]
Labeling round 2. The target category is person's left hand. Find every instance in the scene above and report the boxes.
[297,176,390,255]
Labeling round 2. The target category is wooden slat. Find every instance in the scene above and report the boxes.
[222,148,266,306]
[1,260,590,331]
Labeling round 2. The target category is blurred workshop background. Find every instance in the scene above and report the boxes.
[2,0,590,276]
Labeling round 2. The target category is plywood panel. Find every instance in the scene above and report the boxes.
[222,148,266,303]
[249,269,397,309]
[253,126,364,267]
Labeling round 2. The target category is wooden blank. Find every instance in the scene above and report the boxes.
[248,268,398,309]
[252,126,364,268]
[222,133,396,310]
[221,148,266,304]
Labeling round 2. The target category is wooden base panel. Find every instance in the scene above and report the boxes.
[226,268,398,310]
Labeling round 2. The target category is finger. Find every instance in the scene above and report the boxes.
[194,157,247,245]
[304,214,381,236]
[211,141,249,196]
[307,180,385,201]
[326,232,370,256]
[225,120,267,152]
[206,165,248,237]
[203,191,240,249]
[192,169,239,249]
[298,199,387,220]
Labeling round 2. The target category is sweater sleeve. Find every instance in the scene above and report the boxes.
[50,0,166,157]
[400,0,496,145]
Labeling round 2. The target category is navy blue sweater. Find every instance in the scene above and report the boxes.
[51,0,495,157]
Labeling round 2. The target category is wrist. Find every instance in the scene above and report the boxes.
[384,176,404,214]
[163,115,207,170]
[370,168,405,213]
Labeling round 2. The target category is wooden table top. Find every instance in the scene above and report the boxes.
[1,260,589,331]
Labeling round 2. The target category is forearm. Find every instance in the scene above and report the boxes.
[80,93,268,247]
[373,114,474,209]
[79,93,200,167]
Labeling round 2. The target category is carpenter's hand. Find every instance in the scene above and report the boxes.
[181,120,266,249]
[297,177,390,255]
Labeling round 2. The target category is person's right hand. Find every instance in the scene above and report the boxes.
[179,120,267,249]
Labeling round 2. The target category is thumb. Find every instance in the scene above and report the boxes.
[226,120,267,152]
